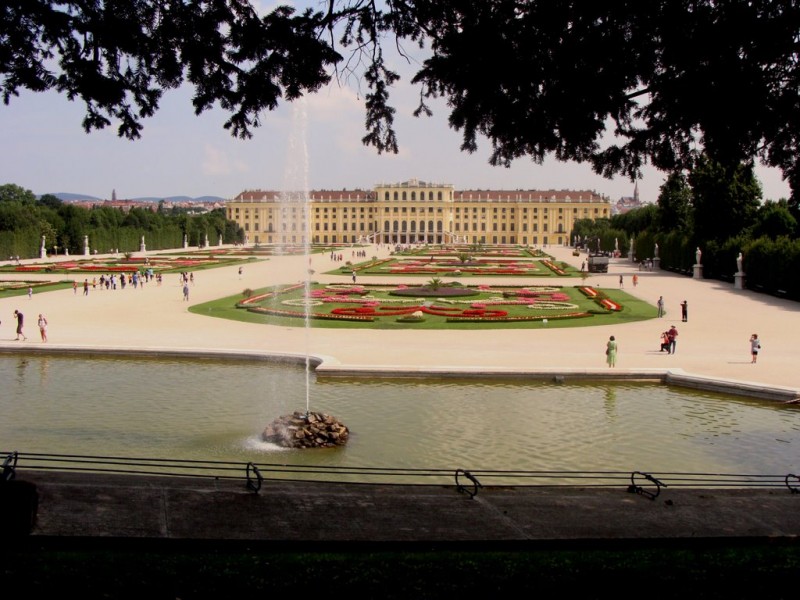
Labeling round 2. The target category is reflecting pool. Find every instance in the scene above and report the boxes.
[1,354,798,477]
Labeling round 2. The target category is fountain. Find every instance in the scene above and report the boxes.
[2,354,798,478]
[261,98,349,448]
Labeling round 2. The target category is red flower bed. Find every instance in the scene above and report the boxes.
[599,298,622,311]
[81,265,139,272]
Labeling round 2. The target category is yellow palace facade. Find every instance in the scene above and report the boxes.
[226,179,610,246]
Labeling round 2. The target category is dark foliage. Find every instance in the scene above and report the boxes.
[3,2,800,200]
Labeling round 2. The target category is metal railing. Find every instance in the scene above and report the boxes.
[3,450,797,496]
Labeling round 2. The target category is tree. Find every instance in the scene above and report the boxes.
[611,204,657,236]
[0,183,37,204]
[750,200,798,240]
[689,156,762,244]
[37,194,63,209]
[4,2,800,199]
[1,1,339,139]
[656,172,692,233]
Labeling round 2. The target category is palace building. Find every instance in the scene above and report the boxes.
[226,179,610,246]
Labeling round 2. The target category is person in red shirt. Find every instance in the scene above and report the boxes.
[667,325,679,354]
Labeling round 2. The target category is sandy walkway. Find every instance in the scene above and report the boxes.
[1,245,797,395]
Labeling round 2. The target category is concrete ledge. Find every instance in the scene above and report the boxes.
[3,346,797,403]
[20,471,800,543]
[665,371,800,402]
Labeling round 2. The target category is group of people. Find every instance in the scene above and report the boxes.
[659,325,679,354]
[8,309,48,342]
[618,274,640,288]
[656,296,688,322]
[95,270,160,291]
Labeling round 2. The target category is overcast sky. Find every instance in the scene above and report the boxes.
[0,1,791,204]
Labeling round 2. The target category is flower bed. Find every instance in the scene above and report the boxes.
[247,307,375,321]
[237,282,620,326]
[578,286,621,311]
[541,259,568,275]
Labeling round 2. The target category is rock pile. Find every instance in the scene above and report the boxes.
[262,411,350,449]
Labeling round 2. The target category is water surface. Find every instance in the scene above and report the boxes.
[2,355,798,480]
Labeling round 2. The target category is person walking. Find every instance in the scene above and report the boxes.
[182,282,190,302]
[657,296,664,317]
[13,309,26,341]
[619,275,624,288]
[27,286,32,300]
[605,335,618,367]
[667,325,679,354]
[750,333,761,363]
[680,300,688,322]
[352,270,357,284]
[37,314,48,342]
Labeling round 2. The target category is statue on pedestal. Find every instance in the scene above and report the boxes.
[695,247,702,265]
[736,252,743,274]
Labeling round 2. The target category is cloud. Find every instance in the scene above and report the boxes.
[201,144,249,176]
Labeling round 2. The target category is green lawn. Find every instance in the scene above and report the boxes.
[0,280,74,299]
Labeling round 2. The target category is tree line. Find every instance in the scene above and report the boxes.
[571,157,800,300]
[0,184,244,259]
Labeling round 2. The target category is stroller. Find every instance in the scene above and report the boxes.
[660,332,671,352]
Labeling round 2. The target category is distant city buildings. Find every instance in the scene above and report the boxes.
[65,196,225,213]
[226,179,612,246]
[611,181,644,215]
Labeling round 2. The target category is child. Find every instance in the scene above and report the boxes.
[38,314,48,342]
[750,334,761,364]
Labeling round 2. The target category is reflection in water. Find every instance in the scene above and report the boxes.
[15,357,29,384]
[603,386,617,421]
[38,357,50,384]
[0,355,798,477]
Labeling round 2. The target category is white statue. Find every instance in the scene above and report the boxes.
[736,252,743,273]
[654,243,659,258]
[695,247,702,264]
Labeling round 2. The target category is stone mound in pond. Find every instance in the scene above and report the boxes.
[262,411,349,448]
[390,286,478,297]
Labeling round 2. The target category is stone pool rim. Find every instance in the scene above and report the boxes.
[3,346,797,403]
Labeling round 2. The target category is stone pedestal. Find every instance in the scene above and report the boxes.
[653,257,660,270]
[693,264,703,279]
[735,272,746,289]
